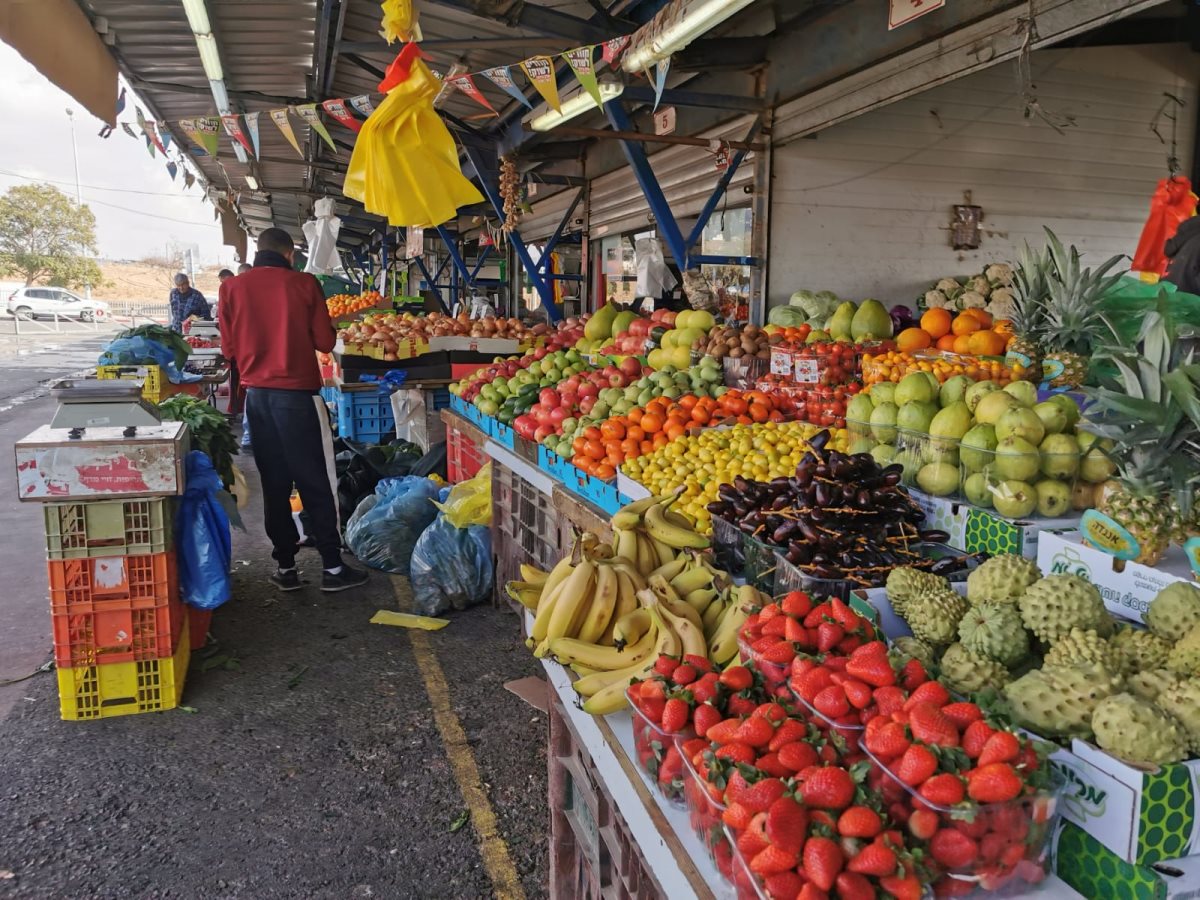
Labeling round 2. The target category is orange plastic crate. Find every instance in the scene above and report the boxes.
[50,593,183,668]
[48,552,175,611]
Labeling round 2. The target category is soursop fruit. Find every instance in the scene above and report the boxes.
[886,567,943,618]
[1110,626,1171,674]
[966,554,1041,604]
[1167,624,1200,677]
[906,585,970,646]
[939,643,1009,695]
[890,636,937,673]
[1128,669,1180,703]
[1145,582,1200,643]
[1092,693,1189,765]
[958,603,1030,666]
[1044,628,1123,674]
[1018,575,1107,645]
[1003,662,1123,739]
[1156,679,1200,754]
[1094,611,1117,639]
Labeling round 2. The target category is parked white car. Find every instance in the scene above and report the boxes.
[6,287,110,322]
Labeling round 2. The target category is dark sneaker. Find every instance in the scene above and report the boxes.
[269,569,303,591]
[321,565,369,593]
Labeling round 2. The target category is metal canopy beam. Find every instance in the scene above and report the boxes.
[674,36,772,71]
[434,0,610,43]
[622,86,767,112]
[536,188,585,273]
[551,125,764,151]
[339,37,573,53]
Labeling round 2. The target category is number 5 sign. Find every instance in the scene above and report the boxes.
[889,0,945,30]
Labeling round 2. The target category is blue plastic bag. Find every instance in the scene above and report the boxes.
[410,515,493,616]
[344,475,442,574]
[98,336,202,384]
[176,450,232,610]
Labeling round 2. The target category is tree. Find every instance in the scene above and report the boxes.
[0,183,102,288]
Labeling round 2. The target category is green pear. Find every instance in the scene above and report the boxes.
[1033,400,1069,435]
[870,402,899,443]
[895,371,936,405]
[1002,380,1038,408]
[918,462,961,497]
[964,472,994,508]
[995,407,1045,445]
[960,424,998,472]
[1039,433,1080,480]
[993,481,1038,519]
[939,374,974,409]
[1048,393,1082,430]
[974,390,1018,426]
[869,382,897,405]
[929,401,972,440]
[897,401,939,434]
[965,380,1000,413]
[846,393,875,425]
[993,436,1041,482]
[1035,479,1072,518]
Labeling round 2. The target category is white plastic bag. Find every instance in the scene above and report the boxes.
[634,237,677,298]
[303,197,342,275]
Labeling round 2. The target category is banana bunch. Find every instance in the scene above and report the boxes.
[505,563,553,611]
[707,584,765,666]
[611,490,710,578]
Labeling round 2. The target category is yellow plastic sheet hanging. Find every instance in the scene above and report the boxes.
[431,463,492,528]
[343,42,483,228]
[380,0,421,43]
[370,610,450,630]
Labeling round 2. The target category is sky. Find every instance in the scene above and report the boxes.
[0,42,234,267]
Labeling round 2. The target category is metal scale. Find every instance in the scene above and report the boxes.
[49,379,162,439]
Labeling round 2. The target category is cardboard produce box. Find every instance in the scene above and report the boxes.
[909,491,1077,558]
[1054,820,1200,898]
[1037,531,1195,624]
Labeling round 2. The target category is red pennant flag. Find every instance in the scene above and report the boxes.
[221,114,255,155]
[602,36,630,67]
[321,98,362,132]
[448,74,497,116]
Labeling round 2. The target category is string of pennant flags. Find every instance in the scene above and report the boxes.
[104,35,652,170]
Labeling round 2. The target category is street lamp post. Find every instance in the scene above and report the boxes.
[65,109,91,299]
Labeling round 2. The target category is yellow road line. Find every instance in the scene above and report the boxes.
[391,577,526,899]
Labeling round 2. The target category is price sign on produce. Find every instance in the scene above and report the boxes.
[889,0,944,30]
[794,357,820,383]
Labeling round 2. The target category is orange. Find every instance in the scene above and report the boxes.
[584,439,606,461]
[919,308,953,339]
[640,412,664,433]
[935,334,958,351]
[952,334,973,354]
[967,330,1007,357]
[665,423,686,441]
[626,424,645,443]
[896,327,933,352]
[960,308,993,328]
[600,420,625,441]
[951,315,981,336]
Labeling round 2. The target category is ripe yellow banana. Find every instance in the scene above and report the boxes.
[549,626,656,670]
[613,607,653,648]
[538,554,576,612]
[662,508,696,530]
[708,597,752,665]
[702,593,728,637]
[611,569,638,626]
[576,563,618,644]
[530,576,568,643]
[614,527,640,566]
[634,531,659,577]
[684,587,718,616]
[610,493,669,531]
[670,563,716,596]
[589,542,614,561]
[571,663,600,677]
[648,534,678,569]
[519,564,549,587]
[610,560,647,592]
[581,608,681,714]
[645,580,705,634]
[505,582,541,611]
[649,556,688,584]
[535,557,596,654]
[657,597,709,660]
[644,500,710,550]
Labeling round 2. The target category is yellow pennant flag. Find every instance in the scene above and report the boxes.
[270,108,303,157]
[520,55,560,112]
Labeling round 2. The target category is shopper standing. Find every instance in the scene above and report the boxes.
[169,273,210,332]
[218,228,368,593]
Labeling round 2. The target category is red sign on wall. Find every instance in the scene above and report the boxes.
[888,0,945,30]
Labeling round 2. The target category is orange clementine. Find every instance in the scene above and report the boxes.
[919,308,953,339]
[960,308,993,328]
[935,334,958,351]
[951,334,973,354]
[967,330,1007,357]
[896,327,933,352]
[951,314,981,336]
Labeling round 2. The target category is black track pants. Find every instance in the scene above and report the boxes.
[244,387,342,570]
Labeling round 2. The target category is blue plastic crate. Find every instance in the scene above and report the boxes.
[319,386,337,405]
[558,465,624,516]
[491,419,515,450]
[429,387,451,410]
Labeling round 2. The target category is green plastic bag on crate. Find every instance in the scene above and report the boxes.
[1099,278,1200,344]
[432,463,492,528]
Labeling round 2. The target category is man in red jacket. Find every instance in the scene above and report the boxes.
[219,228,368,593]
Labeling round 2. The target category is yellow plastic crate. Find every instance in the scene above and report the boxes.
[57,619,190,721]
[96,364,166,403]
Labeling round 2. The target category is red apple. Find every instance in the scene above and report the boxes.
[534,424,554,443]
[618,356,642,378]
[580,396,596,415]
[539,388,560,407]
[578,382,599,399]
[549,407,567,428]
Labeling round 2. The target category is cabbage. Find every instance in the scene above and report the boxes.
[788,289,839,321]
[789,289,816,308]
[768,305,809,327]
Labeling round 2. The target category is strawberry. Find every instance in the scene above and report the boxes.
[738,813,771,857]
[880,874,924,900]
[766,795,809,853]
[659,746,683,785]
[755,752,792,778]
[671,663,698,686]
[920,773,966,807]
[847,841,897,876]
[690,673,720,705]
[707,717,744,745]
[899,658,929,691]
[719,665,754,692]
[798,886,829,900]
[817,621,845,653]
[641,697,666,723]
[933,876,977,897]
[661,697,690,733]
[799,766,856,810]
[791,666,835,701]
[845,653,896,687]
[894,745,938,786]
[835,872,876,900]
[836,806,882,839]
[760,602,782,621]
[722,801,753,831]
[763,616,790,638]
[864,720,910,761]
[977,731,1021,767]
[693,703,723,738]
[908,702,960,748]
[684,653,712,673]
[836,633,865,655]
[778,740,819,773]
[784,616,808,643]
[930,828,979,869]
[765,871,807,900]
[979,832,1009,864]
[907,808,939,841]
[681,737,708,761]
[803,601,831,628]
[781,590,813,617]
[962,720,995,759]
[801,836,844,892]
[756,701,790,722]
[639,678,666,700]
[769,718,809,752]
[812,685,850,718]
[740,778,788,813]
[727,693,759,717]
[872,685,907,716]
[751,844,799,875]
[715,742,757,764]
[762,641,798,665]
[725,768,754,804]
[840,678,873,710]
[829,598,860,629]
[941,702,984,730]
[967,763,1023,803]
[903,681,950,710]
[951,815,989,840]
[653,655,679,677]
[736,715,776,748]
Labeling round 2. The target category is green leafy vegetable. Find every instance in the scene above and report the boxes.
[158,395,239,488]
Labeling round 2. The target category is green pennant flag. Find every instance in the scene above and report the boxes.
[295,104,337,153]
[563,46,601,107]
[195,117,221,157]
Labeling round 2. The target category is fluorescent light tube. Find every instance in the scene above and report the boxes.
[623,0,759,73]
[196,34,224,82]
[244,175,259,190]
[530,81,624,132]
[181,0,212,35]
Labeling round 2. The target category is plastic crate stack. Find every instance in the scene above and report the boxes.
[44,498,191,721]
[335,388,396,443]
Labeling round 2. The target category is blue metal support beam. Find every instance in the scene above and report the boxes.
[537,188,585,274]
[461,142,562,323]
[621,86,767,113]
[689,255,761,267]
[435,226,473,283]
[469,245,494,283]
[413,257,450,314]
[685,115,764,252]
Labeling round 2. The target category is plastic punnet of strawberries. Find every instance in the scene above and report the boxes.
[738,593,881,693]
[861,686,1061,897]
[626,655,775,808]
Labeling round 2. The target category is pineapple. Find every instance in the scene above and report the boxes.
[1094,473,1177,566]
[1007,242,1050,384]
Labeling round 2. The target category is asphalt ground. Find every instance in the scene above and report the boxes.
[0,346,551,899]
